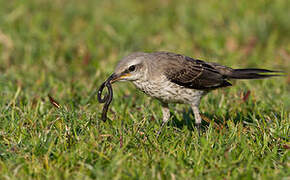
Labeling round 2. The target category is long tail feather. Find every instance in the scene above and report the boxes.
[227,68,285,79]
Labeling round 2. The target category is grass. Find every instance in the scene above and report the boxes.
[0,0,289,179]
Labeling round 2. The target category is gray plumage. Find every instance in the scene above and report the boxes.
[110,51,282,134]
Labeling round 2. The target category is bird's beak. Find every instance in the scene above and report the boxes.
[108,72,131,84]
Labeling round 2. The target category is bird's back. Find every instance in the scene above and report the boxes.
[146,51,281,90]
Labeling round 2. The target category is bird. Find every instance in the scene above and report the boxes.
[107,51,282,135]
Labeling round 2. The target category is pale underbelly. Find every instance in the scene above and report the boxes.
[132,80,206,104]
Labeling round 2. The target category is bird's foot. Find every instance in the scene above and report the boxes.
[156,121,166,139]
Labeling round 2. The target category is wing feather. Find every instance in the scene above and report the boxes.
[154,52,232,90]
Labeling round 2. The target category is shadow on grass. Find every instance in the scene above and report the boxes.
[169,110,206,132]
[168,108,266,132]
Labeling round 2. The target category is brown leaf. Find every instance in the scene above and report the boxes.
[242,90,251,102]
[48,94,61,109]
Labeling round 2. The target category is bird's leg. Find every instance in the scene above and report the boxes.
[156,103,170,137]
[191,105,202,133]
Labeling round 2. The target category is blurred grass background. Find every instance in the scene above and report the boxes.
[0,0,289,179]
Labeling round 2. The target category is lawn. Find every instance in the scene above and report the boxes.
[0,0,289,179]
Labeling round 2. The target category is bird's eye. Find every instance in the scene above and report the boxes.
[128,65,136,72]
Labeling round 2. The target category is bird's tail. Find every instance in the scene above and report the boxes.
[226,68,284,79]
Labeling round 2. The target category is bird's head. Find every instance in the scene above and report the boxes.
[108,52,148,83]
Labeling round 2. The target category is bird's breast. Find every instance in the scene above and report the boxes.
[132,79,205,104]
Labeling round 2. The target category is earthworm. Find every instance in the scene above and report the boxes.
[97,76,114,122]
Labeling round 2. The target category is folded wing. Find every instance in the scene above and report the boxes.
[155,52,232,90]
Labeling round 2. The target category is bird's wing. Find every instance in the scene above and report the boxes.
[156,52,232,90]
